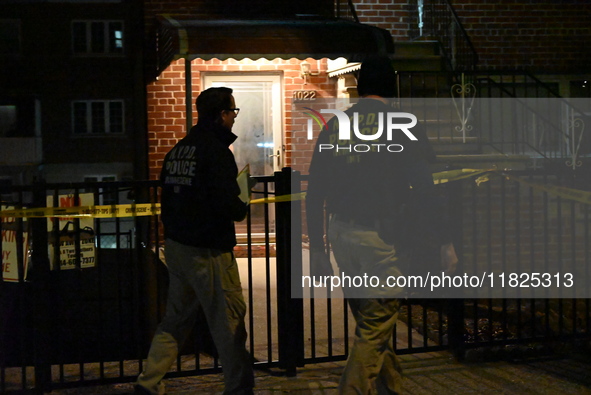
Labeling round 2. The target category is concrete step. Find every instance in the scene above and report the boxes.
[396,73,453,97]
[434,153,532,170]
[394,40,441,57]
[392,56,446,72]
[429,136,481,155]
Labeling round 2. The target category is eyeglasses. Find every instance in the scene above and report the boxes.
[226,108,240,115]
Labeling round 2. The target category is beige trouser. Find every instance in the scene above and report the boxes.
[136,239,254,394]
[329,216,404,394]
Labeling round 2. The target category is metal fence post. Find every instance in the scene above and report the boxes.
[446,176,466,360]
[30,183,52,393]
[274,167,304,375]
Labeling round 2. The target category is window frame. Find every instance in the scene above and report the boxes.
[71,99,125,136]
[71,20,124,56]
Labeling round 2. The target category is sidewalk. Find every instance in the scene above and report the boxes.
[48,350,591,394]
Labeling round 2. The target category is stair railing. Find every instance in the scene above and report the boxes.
[473,71,587,168]
[334,0,359,22]
[394,70,587,168]
[413,0,478,72]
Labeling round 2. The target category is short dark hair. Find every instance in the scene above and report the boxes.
[357,56,397,98]
[196,87,234,123]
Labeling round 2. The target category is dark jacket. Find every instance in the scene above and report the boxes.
[160,120,247,251]
[306,98,451,251]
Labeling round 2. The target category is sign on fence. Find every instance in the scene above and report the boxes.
[1,205,30,282]
[46,194,96,270]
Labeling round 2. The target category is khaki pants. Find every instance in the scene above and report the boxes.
[329,217,404,394]
[136,239,254,394]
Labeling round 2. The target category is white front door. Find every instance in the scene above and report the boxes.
[203,74,283,236]
[203,74,283,176]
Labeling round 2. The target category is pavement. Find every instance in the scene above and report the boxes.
[20,257,591,394]
[46,349,591,394]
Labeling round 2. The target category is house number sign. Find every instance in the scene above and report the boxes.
[293,90,317,101]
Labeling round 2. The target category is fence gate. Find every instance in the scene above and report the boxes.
[2,168,591,393]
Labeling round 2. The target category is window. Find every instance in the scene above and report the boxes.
[0,105,17,137]
[0,98,38,138]
[72,100,124,134]
[72,20,123,55]
[0,20,20,55]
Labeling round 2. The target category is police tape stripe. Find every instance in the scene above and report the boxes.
[0,170,490,218]
[249,170,493,204]
[3,169,588,218]
[250,192,307,205]
[0,204,161,219]
[503,174,591,205]
[432,168,494,184]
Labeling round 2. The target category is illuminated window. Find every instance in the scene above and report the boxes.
[72,21,124,55]
[72,100,124,134]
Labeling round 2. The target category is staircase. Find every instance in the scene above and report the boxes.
[392,40,487,165]
[393,39,582,169]
[390,0,586,170]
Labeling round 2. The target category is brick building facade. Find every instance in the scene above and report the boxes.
[144,0,591,180]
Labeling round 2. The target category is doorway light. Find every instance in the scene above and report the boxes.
[300,61,320,84]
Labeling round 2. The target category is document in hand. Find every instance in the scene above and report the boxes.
[237,164,251,204]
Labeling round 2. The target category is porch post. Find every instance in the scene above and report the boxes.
[447,175,466,359]
[185,57,192,132]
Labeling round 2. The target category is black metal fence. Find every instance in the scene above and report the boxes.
[394,70,590,166]
[1,167,590,393]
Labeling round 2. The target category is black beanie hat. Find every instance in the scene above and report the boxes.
[357,55,397,98]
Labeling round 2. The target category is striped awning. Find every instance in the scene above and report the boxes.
[155,16,394,74]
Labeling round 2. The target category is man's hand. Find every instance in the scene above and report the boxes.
[310,249,333,278]
[440,243,458,274]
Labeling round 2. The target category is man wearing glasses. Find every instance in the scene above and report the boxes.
[136,87,254,394]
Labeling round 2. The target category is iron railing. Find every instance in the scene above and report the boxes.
[394,70,588,168]
[335,0,359,22]
[2,168,591,392]
[411,0,479,72]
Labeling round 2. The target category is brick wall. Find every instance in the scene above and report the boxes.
[354,0,414,41]
[354,0,591,73]
[455,0,591,73]
[145,0,591,178]
[147,57,337,180]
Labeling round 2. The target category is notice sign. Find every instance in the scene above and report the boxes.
[47,193,96,270]
[1,205,29,282]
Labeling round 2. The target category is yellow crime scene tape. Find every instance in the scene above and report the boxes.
[503,173,591,205]
[2,169,589,218]
[0,204,162,219]
[432,168,493,185]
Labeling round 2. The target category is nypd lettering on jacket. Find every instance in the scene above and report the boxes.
[311,110,418,153]
[164,145,197,186]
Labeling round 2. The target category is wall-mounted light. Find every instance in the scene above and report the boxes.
[300,61,320,84]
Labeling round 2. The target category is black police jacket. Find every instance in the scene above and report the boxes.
[307,98,451,251]
[160,120,247,252]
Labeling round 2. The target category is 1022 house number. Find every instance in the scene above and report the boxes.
[293,90,317,101]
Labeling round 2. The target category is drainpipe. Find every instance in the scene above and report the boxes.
[185,56,192,132]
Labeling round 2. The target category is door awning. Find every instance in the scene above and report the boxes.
[155,16,395,73]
